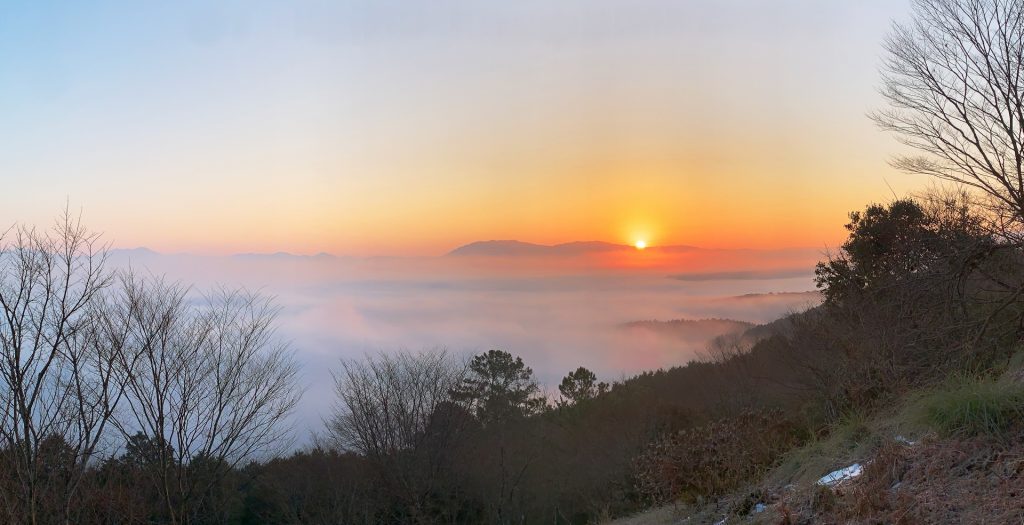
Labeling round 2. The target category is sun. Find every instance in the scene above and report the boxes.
[634,239,647,250]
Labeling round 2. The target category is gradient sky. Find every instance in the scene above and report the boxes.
[1,0,919,256]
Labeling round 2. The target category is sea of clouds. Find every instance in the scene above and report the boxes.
[109,245,824,435]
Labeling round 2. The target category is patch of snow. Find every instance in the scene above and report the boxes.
[817,463,863,486]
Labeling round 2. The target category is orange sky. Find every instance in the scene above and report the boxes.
[1,1,920,256]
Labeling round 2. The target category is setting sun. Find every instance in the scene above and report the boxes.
[634,240,647,250]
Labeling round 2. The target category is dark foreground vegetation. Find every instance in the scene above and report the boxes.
[6,0,1024,523]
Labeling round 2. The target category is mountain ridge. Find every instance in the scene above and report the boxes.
[447,240,700,257]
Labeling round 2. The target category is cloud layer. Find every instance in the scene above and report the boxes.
[109,246,824,433]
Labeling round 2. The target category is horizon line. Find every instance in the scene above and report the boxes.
[107,239,830,259]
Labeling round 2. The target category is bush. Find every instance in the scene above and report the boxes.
[633,410,808,504]
[804,195,1024,419]
[920,377,1024,437]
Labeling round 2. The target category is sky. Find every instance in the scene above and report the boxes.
[0,0,919,256]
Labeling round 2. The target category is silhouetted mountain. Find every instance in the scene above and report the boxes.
[670,269,815,281]
[726,290,823,302]
[447,240,698,257]
[552,241,629,254]
[619,318,755,344]
[109,247,160,257]
[447,240,553,257]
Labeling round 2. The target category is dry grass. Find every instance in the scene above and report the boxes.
[601,505,683,525]
[633,410,807,505]
[616,379,1024,525]
[778,432,1024,523]
[917,376,1024,437]
[765,412,881,489]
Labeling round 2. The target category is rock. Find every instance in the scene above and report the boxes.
[817,463,863,486]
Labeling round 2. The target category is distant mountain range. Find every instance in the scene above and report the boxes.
[109,241,819,263]
[446,240,699,257]
[670,269,816,281]
[727,291,823,301]
[108,247,161,257]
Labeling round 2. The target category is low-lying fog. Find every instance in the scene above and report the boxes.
[110,241,825,434]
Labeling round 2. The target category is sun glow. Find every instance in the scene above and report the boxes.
[634,240,647,250]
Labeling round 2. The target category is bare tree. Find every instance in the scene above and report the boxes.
[115,279,301,525]
[873,0,1024,224]
[0,210,132,525]
[328,350,468,523]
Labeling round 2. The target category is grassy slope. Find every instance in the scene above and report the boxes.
[610,358,1024,524]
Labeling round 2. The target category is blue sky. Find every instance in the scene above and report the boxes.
[1,1,915,255]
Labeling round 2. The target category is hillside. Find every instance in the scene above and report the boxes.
[619,318,755,344]
[600,196,1024,524]
[613,359,1024,524]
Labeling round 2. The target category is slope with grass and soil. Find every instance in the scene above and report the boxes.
[612,355,1024,525]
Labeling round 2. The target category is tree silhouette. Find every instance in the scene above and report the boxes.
[874,0,1024,226]
[450,350,546,424]
[558,367,608,406]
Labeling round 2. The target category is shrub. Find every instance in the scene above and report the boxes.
[920,377,1024,437]
[633,410,808,504]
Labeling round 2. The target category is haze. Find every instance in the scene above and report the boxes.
[109,243,823,429]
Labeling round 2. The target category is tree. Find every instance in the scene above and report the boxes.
[121,432,174,470]
[447,351,547,524]
[328,350,468,523]
[116,279,301,525]
[0,210,135,525]
[449,350,546,425]
[239,449,381,525]
[557,367,608,406]
[807,192,1024,415]
[329,350,464,457]
[815,194,992,304]
[873,0,1024,224]
[815,199,932,303]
